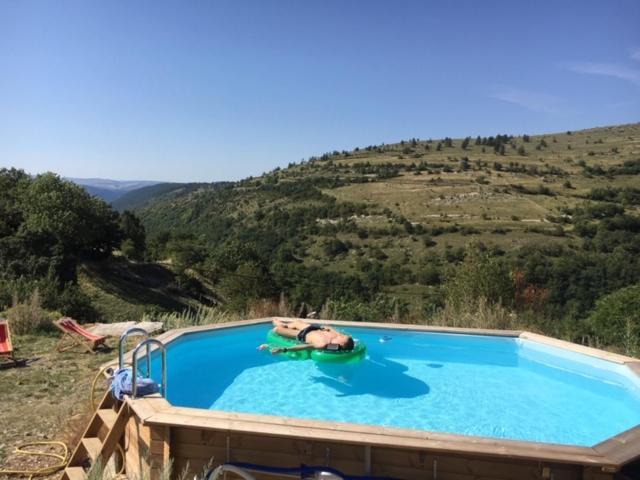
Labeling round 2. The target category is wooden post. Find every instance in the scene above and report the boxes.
[149,426,171,480]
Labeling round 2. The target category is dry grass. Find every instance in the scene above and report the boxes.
[4,291,53,335]
[429,297,524,331]
[145,305,237,330]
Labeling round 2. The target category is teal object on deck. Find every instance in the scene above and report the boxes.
[266,328,366,363]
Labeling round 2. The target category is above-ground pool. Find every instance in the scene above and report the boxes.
[147,322,640,448]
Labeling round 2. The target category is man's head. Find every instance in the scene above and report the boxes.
[335,334,355,351]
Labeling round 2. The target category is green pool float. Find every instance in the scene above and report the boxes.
[265,329,366,363]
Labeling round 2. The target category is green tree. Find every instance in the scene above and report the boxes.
[444,245,514,309]
[587,284,640,354]
[21,173,122,260]
[119,210,146,260]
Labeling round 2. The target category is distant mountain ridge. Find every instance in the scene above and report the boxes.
[68,177,163,203]
[111,182,221,211]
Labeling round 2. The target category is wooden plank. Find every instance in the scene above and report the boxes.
[67,391,114,467]
[127,396,170,422]
[124,414,148,480]
[625,361,640,377]
[162,406,595,456]
[519,332,635,363]
[149,410,611,467]
[81,437,102,461]
[171,428,365,463]
[148,408,607,463]
[271,317,523,337]
[582,467,615,480]
[593,425,640,465]
[90,403,130,475]
[97,409,118,429]
[63,466,87,480]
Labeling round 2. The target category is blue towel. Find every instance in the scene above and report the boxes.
[110,368,159,400]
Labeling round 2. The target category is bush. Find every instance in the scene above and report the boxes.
[4,290,53,334]
[587,284,640,354]
[323,238,350,257]
[430,297,520,330]
[320,295,409,322]
[443,245,514,309]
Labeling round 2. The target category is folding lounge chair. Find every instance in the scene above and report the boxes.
[55,317,108,353]
[0,318,19,365]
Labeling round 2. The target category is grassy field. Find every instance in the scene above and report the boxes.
[322,123,640,251]
[0,334,112,479]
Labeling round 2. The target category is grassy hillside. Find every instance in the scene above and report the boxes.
[137,123,639,271]
[124,122,640,350]
[78,257,219,322]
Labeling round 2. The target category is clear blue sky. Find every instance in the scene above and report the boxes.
[1,1,639,182]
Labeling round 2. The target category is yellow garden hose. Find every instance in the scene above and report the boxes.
[90,365,116,412]
[0,366,125,479]
[0,441,68,480]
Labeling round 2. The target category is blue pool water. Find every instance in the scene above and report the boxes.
[146,324,640,447]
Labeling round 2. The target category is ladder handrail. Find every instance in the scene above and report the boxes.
[118,327,149,371]
[131,338,167,399]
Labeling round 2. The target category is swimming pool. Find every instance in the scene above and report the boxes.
[147,322,640,448]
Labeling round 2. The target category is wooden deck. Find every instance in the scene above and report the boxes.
[105,318,640,480]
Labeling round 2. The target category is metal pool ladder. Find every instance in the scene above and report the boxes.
[131,338,167,398]
[118,326,150,370]
[118,327,167,398]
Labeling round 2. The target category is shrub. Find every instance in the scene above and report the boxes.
[323,238,350,257]
[146,305,237,330]
[4,290,53,334]
[430,297,520,330]
[587,284,640,355]
[320,295,409,322]
[443,245,514,309]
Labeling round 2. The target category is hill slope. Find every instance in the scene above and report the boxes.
[111,182,223,211]
[129,122,640,334]
[137,123,639,253]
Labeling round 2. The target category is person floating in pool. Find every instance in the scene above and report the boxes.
[259,319,355,354]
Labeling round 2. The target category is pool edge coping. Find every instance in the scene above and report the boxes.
[105,317,640,471]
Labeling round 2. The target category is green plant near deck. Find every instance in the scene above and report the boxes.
[144,305,237,330]
[320,295,409,322]
[430,297,521,330]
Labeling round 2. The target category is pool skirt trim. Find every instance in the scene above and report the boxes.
[105,317,640,478]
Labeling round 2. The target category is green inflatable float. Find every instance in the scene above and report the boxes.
[265,329,366,363]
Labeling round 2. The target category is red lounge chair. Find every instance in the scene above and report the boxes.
[0,318,18,364]
[55,317,108,353]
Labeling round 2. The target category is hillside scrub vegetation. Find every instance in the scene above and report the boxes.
[2,124,640,355]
